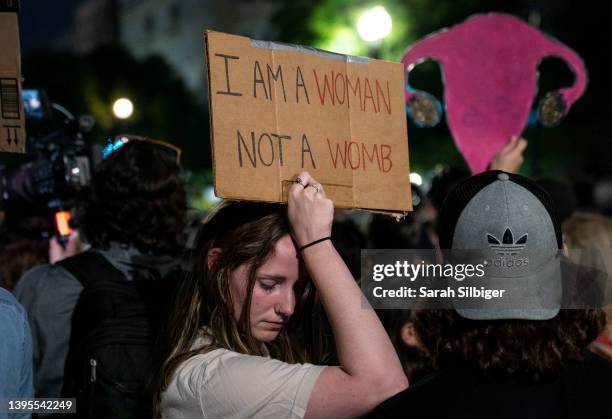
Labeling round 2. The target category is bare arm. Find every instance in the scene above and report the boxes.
[489,136,528,173]
[288,172,408,419]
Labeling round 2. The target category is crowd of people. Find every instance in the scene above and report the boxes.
[0,134,611,419]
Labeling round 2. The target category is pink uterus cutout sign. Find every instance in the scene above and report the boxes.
[403,13,587,173]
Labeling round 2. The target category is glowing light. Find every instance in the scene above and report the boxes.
[203,186,221,204]
[112,98,134,119]
[357,6,392,43]
[410,172,423,186]
[102,137,130,159]
[28,97,41,110]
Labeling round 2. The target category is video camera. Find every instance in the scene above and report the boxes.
[0,88,95,242]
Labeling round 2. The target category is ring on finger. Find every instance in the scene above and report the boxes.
[307,183,322,193]
[295,177,303,186]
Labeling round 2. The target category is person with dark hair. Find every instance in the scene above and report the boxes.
[376,309,433,384]
[77,138,186,256]
[426,166,470,213]
[0,239,48,291]
[369,184,435,252]
[331,216,367,280]
[13,137,187,411]
[368,171,611,419]
[152,171,408,419]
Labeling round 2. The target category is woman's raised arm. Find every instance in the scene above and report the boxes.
[288,171,408,419]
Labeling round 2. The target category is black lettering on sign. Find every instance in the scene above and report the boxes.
[267,64,287,102]
[295,66,310,104]
[270,133,291,165]
[257,133,274,166]
[237,129,293,167]
[301,134,316,168]
[215,54,242,96]
[237,130,256,167]
[253,61,269,99]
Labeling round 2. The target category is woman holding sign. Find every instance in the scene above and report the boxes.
[152,171,408,418]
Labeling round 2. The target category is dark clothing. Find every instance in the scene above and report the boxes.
[367,351,612,419]
[60,251,182,418]
[13,242,179,398]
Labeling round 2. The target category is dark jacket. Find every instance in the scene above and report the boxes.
[367,351,612,419]
[13,243,179,398]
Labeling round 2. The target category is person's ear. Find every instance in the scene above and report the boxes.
[207,248,222,270]
[400,322,420,348]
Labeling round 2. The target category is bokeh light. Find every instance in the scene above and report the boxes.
[112,98,134,119]
[357,6,392,43]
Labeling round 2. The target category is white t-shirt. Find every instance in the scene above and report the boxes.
[161,333,325,419]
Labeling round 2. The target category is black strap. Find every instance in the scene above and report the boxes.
[58,251,126,288]
[298,236,332,252]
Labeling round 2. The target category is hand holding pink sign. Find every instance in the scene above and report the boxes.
[403,13,587,173]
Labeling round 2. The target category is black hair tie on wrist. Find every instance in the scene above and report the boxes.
[298,237,331,252]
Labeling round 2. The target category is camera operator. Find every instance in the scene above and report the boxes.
[0,90,92,291]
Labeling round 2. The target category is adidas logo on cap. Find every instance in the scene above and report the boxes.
[487,228,528,255]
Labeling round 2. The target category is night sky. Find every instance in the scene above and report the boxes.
[18,0,81,54]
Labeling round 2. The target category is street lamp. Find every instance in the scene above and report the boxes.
[357,6,392,55]
[112,97,134,119]
[409,172,423,186]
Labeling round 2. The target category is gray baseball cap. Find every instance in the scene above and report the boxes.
[439,171,563,320]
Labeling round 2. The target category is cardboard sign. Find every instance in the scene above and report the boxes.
[205,30,412,213]
[403,13,587,174]
[0,0,25,153]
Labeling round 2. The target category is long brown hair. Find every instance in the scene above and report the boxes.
[151,201,323,416]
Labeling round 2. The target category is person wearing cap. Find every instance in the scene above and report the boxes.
[367,171,611,419]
